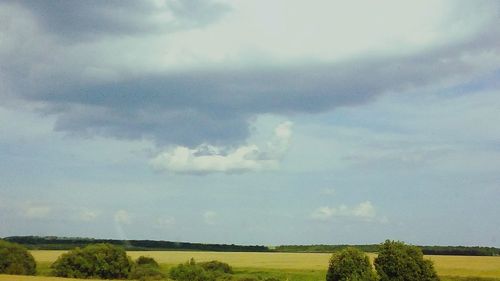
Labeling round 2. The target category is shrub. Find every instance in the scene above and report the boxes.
[199,260,233,274]
[374,240,439,281]
[130,264,164,281]
[0,240,36,275]
[51,243,132,279]
[326,247,377,281]
[169,258,216,281]
[130,256,164,281]
[136,256,159,267]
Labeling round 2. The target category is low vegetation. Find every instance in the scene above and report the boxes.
[129,256,164,281]
[169,258,235,281]
[51,243,132,279]
[199,260,233,274]
[0,240,36,275]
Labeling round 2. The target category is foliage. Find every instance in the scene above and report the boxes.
[129,264,164,281]
[169,258,216,281]
[51,243,132,279]
[169,258,236,281]
[199,260,233,274]
[135,256,159,267]
[0,240,36,275]
[237,277,281,281]
[326,247,377,281]
[374,240,439,281]
[129,256,164,281]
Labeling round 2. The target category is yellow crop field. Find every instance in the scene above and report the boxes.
[428,255,500,278]
[25,250,500,279]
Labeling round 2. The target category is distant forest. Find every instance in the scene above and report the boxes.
[4,236,268,252]
[4,236,500,256]
[274,244,500,256]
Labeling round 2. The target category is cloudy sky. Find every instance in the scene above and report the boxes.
[1,0,499,247]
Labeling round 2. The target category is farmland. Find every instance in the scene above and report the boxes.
[0,250,491,281]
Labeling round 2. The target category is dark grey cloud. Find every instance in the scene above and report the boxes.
[1,1,499,148]
[5,0,230,41]
[33,35,500,146]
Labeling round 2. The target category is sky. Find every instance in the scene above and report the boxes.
[1,0,499,247]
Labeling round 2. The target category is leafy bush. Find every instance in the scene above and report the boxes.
[51,243,132,279]
[235,277,282,281]
[374,240,439,281]
[130,264,164,281]
[0,240,36,275]
[169,258,236,281]
[169,258,214,281]
[326,247,377,281]
[130,256,164,281]
[136,256,160,267]
[199,260,233,274]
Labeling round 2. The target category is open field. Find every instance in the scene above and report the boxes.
[0,250,492,281]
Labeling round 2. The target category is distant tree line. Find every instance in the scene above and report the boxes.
[274,244,380,253]
[3,236,269,252]
[274,244,500,256]
[4,236,500,256]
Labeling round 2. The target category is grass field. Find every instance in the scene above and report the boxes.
[0,250,497,281]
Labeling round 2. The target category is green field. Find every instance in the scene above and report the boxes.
[0,250,499,281]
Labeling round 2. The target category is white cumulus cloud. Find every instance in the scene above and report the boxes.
[311,201,377,221]
[151,121,292,174]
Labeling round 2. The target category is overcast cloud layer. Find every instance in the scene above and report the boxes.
[2,1,499,147]
[1,1,499,245]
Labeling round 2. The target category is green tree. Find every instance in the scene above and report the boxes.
[326,247,377,281]
[0,240,36,275]
[374,240,439,281]
[51,243,132,279]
